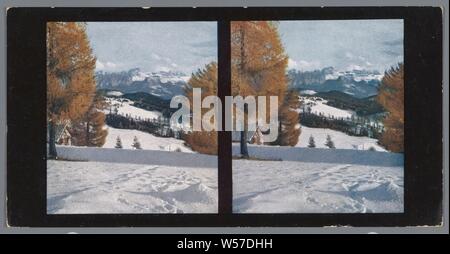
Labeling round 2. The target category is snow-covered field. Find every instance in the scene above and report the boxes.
[300,90,317,95]
[49,107,402,214]
[49,144,402,214]
[55,146,217,168]
[233,159,403,213]
[48,160,217,214]
[232,134,403,213]
[232,143,401,167]
[105,97,161,120]
[300,96,354,119]
[297,126,386,151]
[106,91,123,97]
[103,125,193,153]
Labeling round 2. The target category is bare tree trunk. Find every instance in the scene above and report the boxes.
[85,120,90,146]
[239,23,249,158]
[240,104,249,158]
[48,121,57,159]
[277,120,282,145]
[240,131,249,158]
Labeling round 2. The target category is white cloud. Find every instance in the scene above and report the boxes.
[151,53,162,60]
[287,58,298,69]
[96,60,119,71]
[96,60,105,70]
[345,52,354,59]
[278,20,403,73]
[288,58,322,71]
[155,66,171,72]
[105,62,117,69]
[345,64,363,71]
[87,22,217,74]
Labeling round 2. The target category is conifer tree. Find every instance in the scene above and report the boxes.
[183,131,217,155]
[183,62,218,155]
[70,93,108,147]
[47,22,96,158]
[115,136,123,149]
[276,89,301,146]
[308,135,316,148]
[132,136,142,150]
[377,63,404,152]
[231,21,288,157]
[325,134,335,149]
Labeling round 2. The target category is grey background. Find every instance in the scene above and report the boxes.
[0,0,448,234]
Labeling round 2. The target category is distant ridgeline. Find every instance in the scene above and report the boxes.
[298,91,386,139]
[311,91,384,116]
[299,112,385,139]
[96,66,387,140]
[288,67,382,99]
[104,113,182,139]
[95,68,189,100]
[97,89,175,116]
[287,67,387,138]
[98,90,184,139]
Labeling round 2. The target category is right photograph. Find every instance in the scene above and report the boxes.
[231,20,404,213]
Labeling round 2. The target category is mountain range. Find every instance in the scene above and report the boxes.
[95,68,190,100]
[96,66,384,100]
[288,67,383,98]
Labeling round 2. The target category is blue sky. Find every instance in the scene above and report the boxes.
[86,22,217,74]
[86,20,402,74]
[278,20,403,73]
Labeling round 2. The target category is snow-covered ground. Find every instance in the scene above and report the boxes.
[49,144,402,214]
[103,125,193,153]
[105,97,161,120]
[325,69,383,82]
[299,96,354,119]
[232,143,401,167]
[297,126,386,151]
[130,70,191,83]
[49,116,402,214]
[106,90,123,97]
[233,159,403,213]
[48,160,217,214]
[55,146,216,168]
[232,132,403,213]
[300,90,317,95]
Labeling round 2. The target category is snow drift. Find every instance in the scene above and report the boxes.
[50,141,403,214]
[103,126,193,153]
[233,160,403,213]
[56,145,217,168]
[48,160,217,214]
[232,143,403,167]
[297,126,386,152]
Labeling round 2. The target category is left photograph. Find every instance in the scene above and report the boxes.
[46,22,218,214]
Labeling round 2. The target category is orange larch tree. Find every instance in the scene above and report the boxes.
[231,21,289,157]
[276,89,301,146]
[70,93,108,147]
[377,63,404,153]
[183,62,218,155]
[47,22,97,158]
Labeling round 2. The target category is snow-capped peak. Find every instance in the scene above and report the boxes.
[325,69,383,82]
[129,69,190,84]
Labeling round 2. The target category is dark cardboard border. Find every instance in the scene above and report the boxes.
[7,7,443,227]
